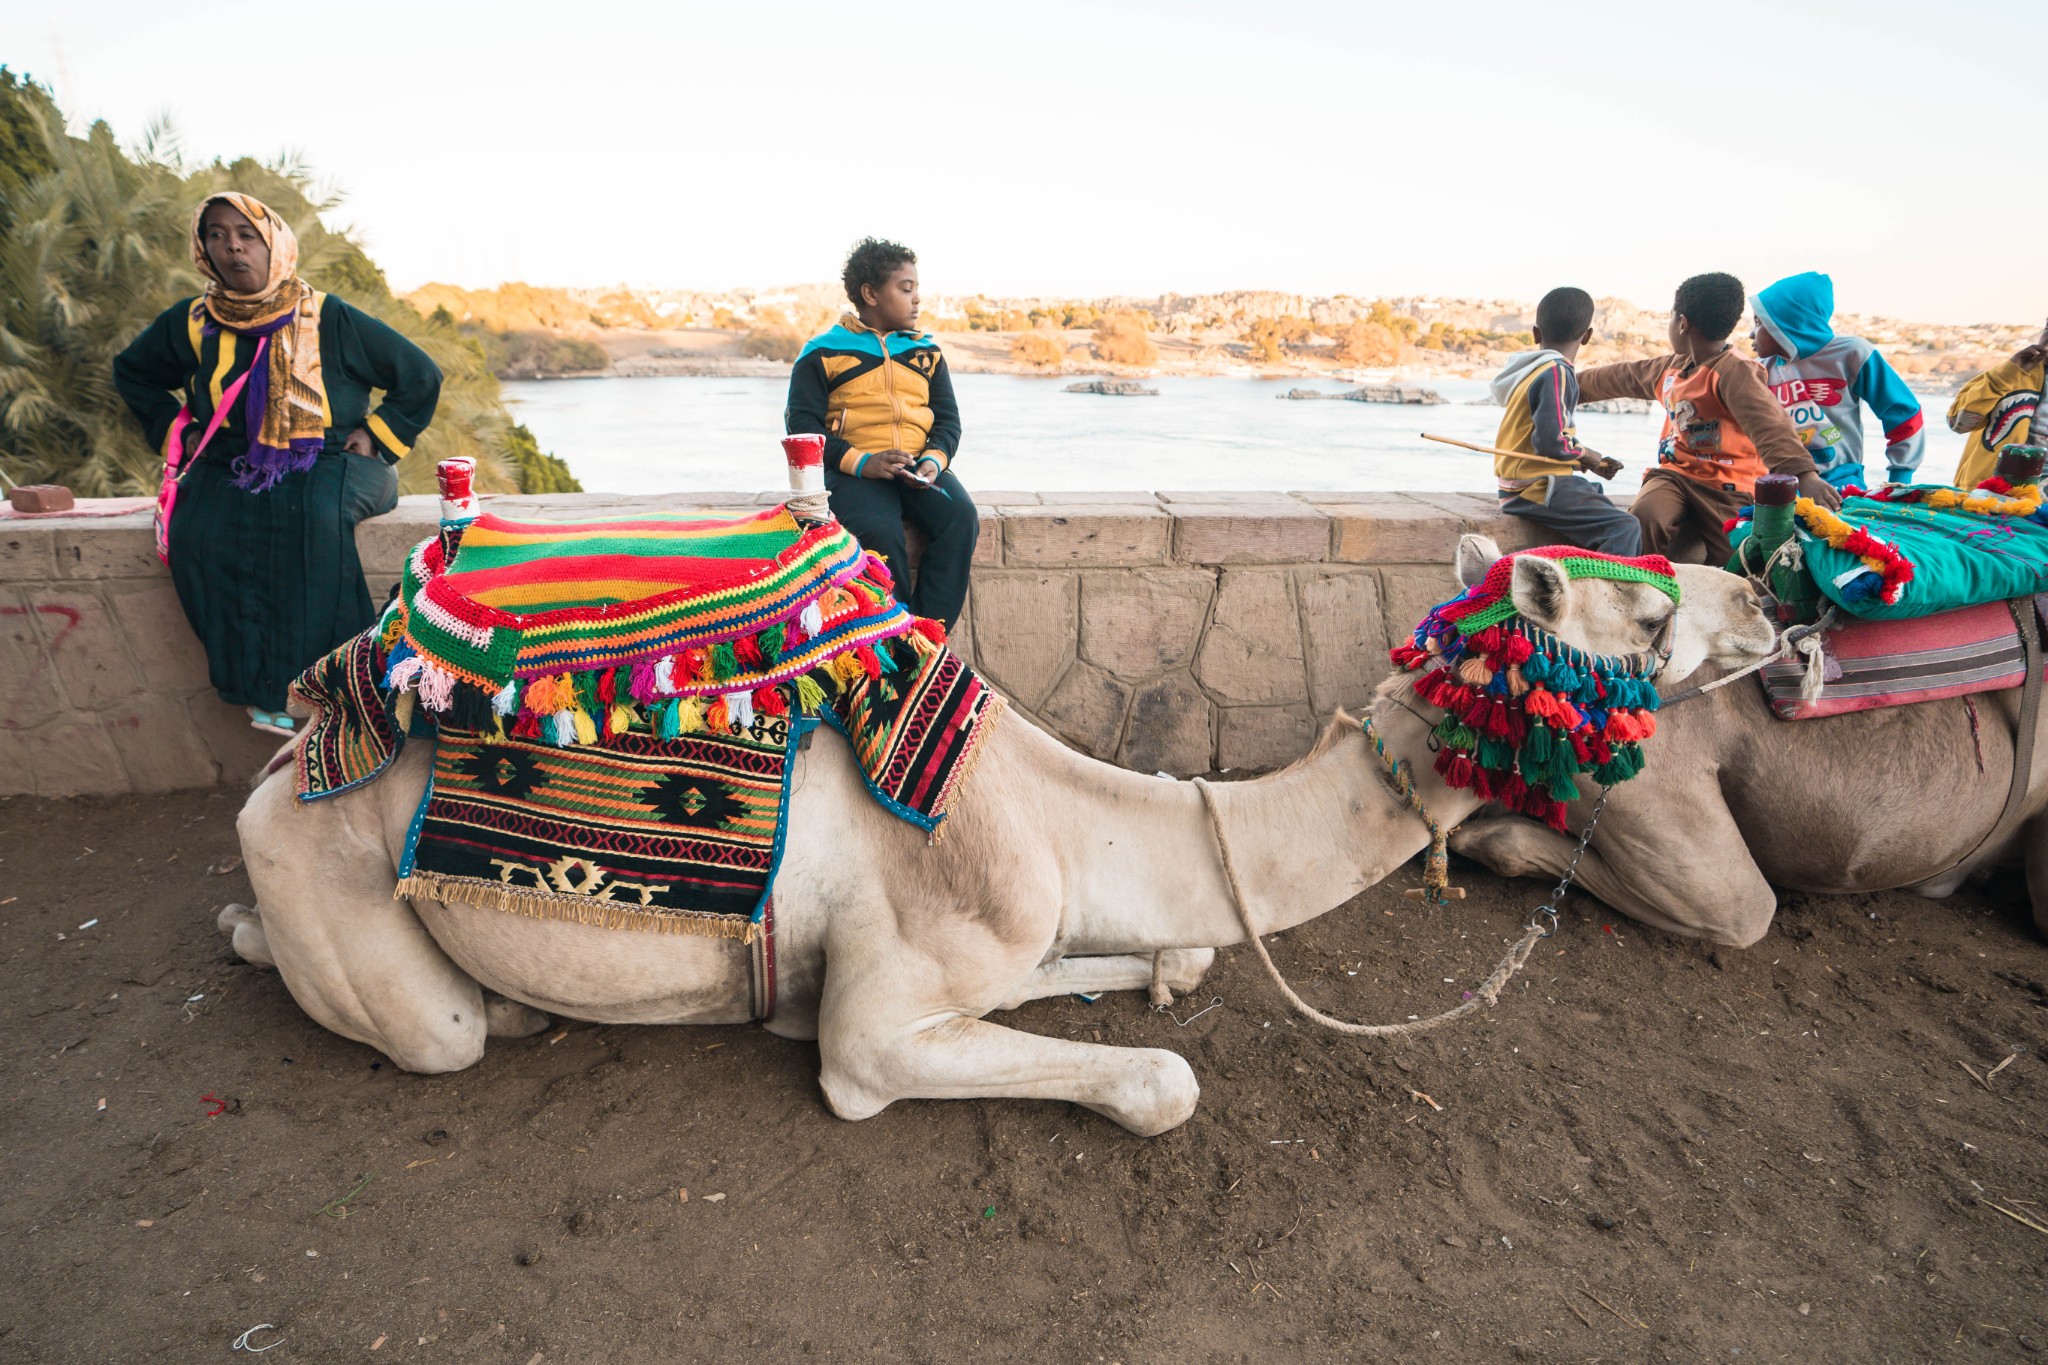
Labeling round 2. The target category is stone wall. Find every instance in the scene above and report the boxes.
[0,490,1545,796]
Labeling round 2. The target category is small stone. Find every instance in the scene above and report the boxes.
[1441,1235,1467,1249]
[517,1248,542,1267]
[423,1129,449,1146]
[1587,1213,1618,1231]
[1797,1303,1810,1317]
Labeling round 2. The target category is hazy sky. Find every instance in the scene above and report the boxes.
[8,0,2041,324]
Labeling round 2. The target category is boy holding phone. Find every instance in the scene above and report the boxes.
[784,237,977,627]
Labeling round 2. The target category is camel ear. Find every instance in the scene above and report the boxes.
[1455,534,1504,588]
[1510,554,1570,629]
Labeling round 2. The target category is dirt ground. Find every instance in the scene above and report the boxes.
[3,786,2045,1364]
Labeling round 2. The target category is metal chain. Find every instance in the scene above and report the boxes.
[1527,784,1610,938]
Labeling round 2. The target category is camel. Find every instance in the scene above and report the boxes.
[224,536,1773,1135]
[1449,561,2048,946]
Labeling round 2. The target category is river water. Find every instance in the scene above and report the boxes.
[502,373,1953,497]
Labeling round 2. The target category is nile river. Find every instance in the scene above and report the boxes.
[503,374,1954,496]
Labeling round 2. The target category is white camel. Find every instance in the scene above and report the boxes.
[224,536,1774,1134]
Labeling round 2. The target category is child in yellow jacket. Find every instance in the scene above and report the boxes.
[1949,327,2048,488]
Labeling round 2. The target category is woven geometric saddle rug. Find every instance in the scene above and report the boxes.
[290,503,1003,948]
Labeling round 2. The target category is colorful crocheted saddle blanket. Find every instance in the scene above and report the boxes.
[1389,546,1679,832]
[1727,480,2048,620]
[290,504,1003,941]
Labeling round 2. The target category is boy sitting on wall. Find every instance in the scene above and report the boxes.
[1489,286,1640,555]
[1751,270,1925,492]
[784,237,978,629]
[1578,272,1838,563]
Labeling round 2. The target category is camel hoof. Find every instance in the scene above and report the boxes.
[483,992,551,1038]
[217,903,275,970]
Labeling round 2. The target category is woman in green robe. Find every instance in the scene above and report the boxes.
[114,192,440,734]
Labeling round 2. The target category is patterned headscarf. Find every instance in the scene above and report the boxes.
[189,192,328,491]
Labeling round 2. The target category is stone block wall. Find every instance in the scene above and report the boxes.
[0,490,1544,796]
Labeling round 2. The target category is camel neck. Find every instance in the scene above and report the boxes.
[1042,695,1480,955]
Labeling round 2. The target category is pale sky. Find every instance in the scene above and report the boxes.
[8,0,2042,324]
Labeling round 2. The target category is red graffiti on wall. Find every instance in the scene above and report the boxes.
[1,603,84,727]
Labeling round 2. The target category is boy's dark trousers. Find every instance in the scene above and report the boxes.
[825,467,980,628]
[1630,469,1748,565]
[1499,474,1642,556]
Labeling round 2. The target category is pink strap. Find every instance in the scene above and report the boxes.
[172,334,267,471]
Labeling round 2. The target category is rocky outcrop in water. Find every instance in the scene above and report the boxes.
[1279,384,1445,405]
[1065,380,1159,396]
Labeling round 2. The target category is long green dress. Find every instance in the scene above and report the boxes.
[114,294,441,712]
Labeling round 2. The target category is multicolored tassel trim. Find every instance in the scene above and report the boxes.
[1387,547,1676,832]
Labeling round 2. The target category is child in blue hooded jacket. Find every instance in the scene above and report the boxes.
[1751,271,1925,491]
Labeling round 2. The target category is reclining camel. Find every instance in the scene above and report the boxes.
[1448,551,2048,946]
[226,539,1772,1135]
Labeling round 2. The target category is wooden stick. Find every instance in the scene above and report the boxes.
[1579,1286,1647,1329]
[1420,432,1623,478]
[1985,1201,2048,1239]
[1421,431,1529,460]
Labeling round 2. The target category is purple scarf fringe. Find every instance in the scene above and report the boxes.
[201,310,325,493]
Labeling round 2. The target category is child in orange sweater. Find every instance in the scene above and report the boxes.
[1577,273,1838,564]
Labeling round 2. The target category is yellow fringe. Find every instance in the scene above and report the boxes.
[1920,482,2044,518]
[395,874,758,942]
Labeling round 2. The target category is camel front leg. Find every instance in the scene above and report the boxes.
[815,931,1201,1135]
[818,1012,1200,1136]
[992,949,1216,1012]
[1451,803,1778,947]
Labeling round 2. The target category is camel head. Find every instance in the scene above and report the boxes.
[1453,535,1775,685]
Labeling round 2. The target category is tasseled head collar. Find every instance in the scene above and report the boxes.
[1387,547,1679,831]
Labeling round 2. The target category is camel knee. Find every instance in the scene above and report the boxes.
[816,1057,891,1122]
[1097,1049,1200,1136]
[1697,901,1774,949]
[378,1017,488,1074]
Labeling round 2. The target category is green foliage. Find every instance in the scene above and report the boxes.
[467,327,608,379]
[0,82,578,497]
[0,69,56,226]
[502,422,581,493]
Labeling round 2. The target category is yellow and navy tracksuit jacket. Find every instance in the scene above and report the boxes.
[784,313,961,477]
[1488,349,1582,501]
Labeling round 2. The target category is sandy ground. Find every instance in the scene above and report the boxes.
[4,786,2046,1363]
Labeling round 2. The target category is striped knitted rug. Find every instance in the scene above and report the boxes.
[292,503,1003,941]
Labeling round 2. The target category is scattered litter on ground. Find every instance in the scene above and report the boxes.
[312,1174,374,1221]
[231,1324,281,1353]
